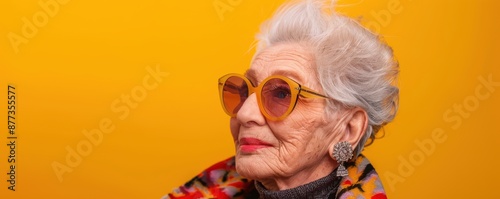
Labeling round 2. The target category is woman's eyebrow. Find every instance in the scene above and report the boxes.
[244,70,258,84]
[245,69,305,84]
[244,70,256,79]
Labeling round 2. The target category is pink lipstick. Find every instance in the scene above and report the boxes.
[239,138,272,153]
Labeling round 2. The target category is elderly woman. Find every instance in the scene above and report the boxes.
[164,0,398,198]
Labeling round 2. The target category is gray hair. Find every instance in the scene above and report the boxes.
[253,0,399,157]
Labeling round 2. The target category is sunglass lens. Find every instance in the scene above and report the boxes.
[261,78,292,118]
[222,76,249,115]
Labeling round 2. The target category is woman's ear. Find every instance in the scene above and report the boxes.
[327,107,368,160]
[344,107,368,151]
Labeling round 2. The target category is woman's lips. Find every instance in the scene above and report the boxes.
[239,137,272,153]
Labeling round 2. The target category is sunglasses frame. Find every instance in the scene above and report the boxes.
[218,73,330,121]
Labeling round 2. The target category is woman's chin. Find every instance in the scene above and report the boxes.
[235,154,270,179]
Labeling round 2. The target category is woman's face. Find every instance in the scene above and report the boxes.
[230,43,345,190]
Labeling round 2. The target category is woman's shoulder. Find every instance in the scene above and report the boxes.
[336,154,387,199]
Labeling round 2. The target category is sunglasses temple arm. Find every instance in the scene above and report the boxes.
[299,87,329,99]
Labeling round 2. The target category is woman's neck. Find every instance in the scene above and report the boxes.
[259,157,338,190]
[255,166,342,199]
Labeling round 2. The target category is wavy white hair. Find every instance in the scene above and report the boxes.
[253,0,399,157]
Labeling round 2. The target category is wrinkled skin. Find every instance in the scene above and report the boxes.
[229,43,365,190]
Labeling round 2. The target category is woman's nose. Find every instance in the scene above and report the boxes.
[236,93,266,127]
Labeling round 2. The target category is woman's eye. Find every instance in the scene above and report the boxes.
[273,88,291,99]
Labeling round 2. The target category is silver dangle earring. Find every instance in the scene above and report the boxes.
[333,141,353,177]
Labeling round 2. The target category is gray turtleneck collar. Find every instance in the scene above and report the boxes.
[254,170,341,199]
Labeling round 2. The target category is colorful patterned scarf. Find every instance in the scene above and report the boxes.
[163,154,387,199]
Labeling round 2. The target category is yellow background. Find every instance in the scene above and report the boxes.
[1,0,499,198]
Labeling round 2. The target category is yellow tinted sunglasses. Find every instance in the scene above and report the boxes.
[218,73,330,121]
